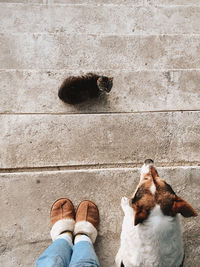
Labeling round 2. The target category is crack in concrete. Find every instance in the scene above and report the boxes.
[0,162,200,174]
[0,110,200,115]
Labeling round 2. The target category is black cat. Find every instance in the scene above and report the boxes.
[58,73,113,104]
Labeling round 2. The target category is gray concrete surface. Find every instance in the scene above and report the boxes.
[1,4,200,34]
[1,1,200,5]
[151,0,200,5]
[0,167,199,267]
[1,34,200,70]
[0,112,200,169]
[0,0,199,266]
[1,70,200,113]
[0,1,143,4]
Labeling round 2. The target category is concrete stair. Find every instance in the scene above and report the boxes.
[0,1,199,266]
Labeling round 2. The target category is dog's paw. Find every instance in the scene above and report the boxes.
[121,197,130,212]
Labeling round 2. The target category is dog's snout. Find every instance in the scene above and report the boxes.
[141,159,154,177]
[144,159,154,165]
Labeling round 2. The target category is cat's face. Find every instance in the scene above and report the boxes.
[130,159,197,225]
[97,76,113,92]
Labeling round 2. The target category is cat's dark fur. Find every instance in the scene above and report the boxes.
[58,73,113,104]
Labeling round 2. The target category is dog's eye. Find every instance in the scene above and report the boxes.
[131,195,137,204]
[132,186,145,204]
[164,182,176,195]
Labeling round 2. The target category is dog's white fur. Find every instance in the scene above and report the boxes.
[140,163,153,178]
[115,197,184,267]
[115,161,187,267]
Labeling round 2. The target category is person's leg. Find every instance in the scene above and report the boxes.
[36,233,73,267]
[69,234,100,267]
[69,200,100,267]
[36,198,75,267]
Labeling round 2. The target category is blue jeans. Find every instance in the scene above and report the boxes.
[36,238,100,267]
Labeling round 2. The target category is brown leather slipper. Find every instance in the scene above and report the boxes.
[50,198,75,241]
[74,200,99,243]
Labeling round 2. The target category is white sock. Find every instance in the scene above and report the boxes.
[56,232,73,248]
[74,234,92,245]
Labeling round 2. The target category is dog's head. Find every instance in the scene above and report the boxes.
[131,159,198,225]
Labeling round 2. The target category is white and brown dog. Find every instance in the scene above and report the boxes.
[116,159,198,267]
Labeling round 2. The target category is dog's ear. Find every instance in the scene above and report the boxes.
[134,207,149,225]
[172,196,198,217]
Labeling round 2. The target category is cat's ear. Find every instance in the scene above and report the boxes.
[134,207,149,225]
[172,196,198,217]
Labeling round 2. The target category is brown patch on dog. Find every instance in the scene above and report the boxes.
[150,165,159,180]
[149,166,177,216]
[131,179,156,225]
[172,196,198,217]
[155,189,176,216]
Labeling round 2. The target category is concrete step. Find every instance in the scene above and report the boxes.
[0,0,200,5]
[0,70,200,114]
[151,0,200,5]
[1,4,200,34]
[0,166,199,266]
[1,33,200,70]
[0,112,199,169]
[0,1,143,5]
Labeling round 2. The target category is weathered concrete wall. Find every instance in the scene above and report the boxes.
[0,0,199,267]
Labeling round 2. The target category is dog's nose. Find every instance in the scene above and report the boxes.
[144,159,154,165]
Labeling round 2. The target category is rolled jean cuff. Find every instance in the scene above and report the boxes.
[69,260,100,267]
